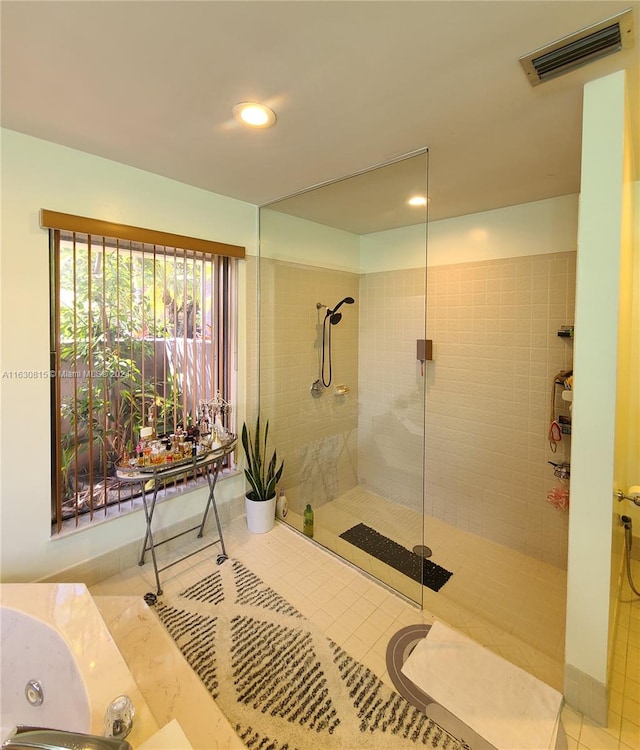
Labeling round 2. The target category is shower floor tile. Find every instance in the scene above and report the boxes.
[288,485,567,663]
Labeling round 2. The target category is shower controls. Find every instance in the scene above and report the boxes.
[310,379,324,398]
[416,339,432,362]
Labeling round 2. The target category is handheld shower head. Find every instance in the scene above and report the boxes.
[332,296,355,314]
[326,296,355,324]
[318,296,355,387]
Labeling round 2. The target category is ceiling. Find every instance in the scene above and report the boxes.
[2,1,638,234]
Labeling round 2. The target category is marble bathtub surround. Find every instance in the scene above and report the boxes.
[0,583,158,748]
[93,595,244,750]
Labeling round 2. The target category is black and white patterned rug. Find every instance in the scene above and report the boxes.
[154,559,465,749]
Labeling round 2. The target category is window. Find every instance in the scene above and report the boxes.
[43,211,244,533]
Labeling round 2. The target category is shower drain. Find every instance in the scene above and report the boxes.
[412,545,432,558]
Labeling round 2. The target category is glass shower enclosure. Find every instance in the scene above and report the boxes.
[258,150,430,606]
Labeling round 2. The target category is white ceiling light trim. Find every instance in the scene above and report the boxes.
[233,102,277,128]
[408,195,429,206]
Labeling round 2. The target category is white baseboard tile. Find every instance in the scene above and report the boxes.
[563,663,608,726]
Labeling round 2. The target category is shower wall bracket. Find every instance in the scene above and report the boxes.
[616,488,640,507]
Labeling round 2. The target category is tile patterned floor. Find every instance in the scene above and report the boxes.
[91,515,640,750]
[288,486,567,662]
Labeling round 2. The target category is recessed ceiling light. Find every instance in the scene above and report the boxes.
[233,102,277,128]
[407,195,429,206]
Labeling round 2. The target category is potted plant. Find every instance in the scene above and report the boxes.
[241,416,284,533]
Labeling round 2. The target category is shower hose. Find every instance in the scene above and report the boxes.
[621,515,640,597]
[321,314,334,387]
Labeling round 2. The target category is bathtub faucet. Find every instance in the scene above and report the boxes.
[0,726,132,750]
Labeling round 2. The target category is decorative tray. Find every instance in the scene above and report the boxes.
[116,438,236,476]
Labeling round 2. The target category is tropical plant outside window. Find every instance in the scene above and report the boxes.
[49,224,239,532]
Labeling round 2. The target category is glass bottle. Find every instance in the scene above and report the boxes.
[303,504,314,537]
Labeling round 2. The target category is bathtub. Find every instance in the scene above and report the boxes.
[0,583,157,747]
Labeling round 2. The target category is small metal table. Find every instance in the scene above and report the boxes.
[117,441,235,596]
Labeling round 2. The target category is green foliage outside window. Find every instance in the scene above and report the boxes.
[56,239,204,516]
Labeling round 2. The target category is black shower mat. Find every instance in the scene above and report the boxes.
[339,523,453,592]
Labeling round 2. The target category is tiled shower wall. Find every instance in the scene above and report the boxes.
[357,268,427,512]
[254,250,574,568]
[257,257,360,515]
[423,252,575,567]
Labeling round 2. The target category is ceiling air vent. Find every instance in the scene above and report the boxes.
[519,8,635,86]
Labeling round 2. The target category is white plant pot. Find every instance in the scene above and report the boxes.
[245,494,276,534]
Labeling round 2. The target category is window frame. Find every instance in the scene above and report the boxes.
[43,210,244,533]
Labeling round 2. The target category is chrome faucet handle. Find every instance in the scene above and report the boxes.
[103,695,135,740]
[1,726,132,750]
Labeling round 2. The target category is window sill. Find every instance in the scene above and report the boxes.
[51,467,240,540]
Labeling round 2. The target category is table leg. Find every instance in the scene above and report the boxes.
[138,481,163,596]
[198,460,227,562]
[197,462,217,537]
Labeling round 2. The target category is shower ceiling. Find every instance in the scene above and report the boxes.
[1,1,638,233]
[262,151,430,235]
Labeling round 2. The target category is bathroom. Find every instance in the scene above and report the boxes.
[1,15,639,750]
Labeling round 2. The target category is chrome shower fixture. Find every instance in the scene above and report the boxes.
[315,296,356,386]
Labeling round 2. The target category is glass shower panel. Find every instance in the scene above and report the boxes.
[258,151,429,606]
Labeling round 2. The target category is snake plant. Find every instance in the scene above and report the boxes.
[241,416,284,501]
